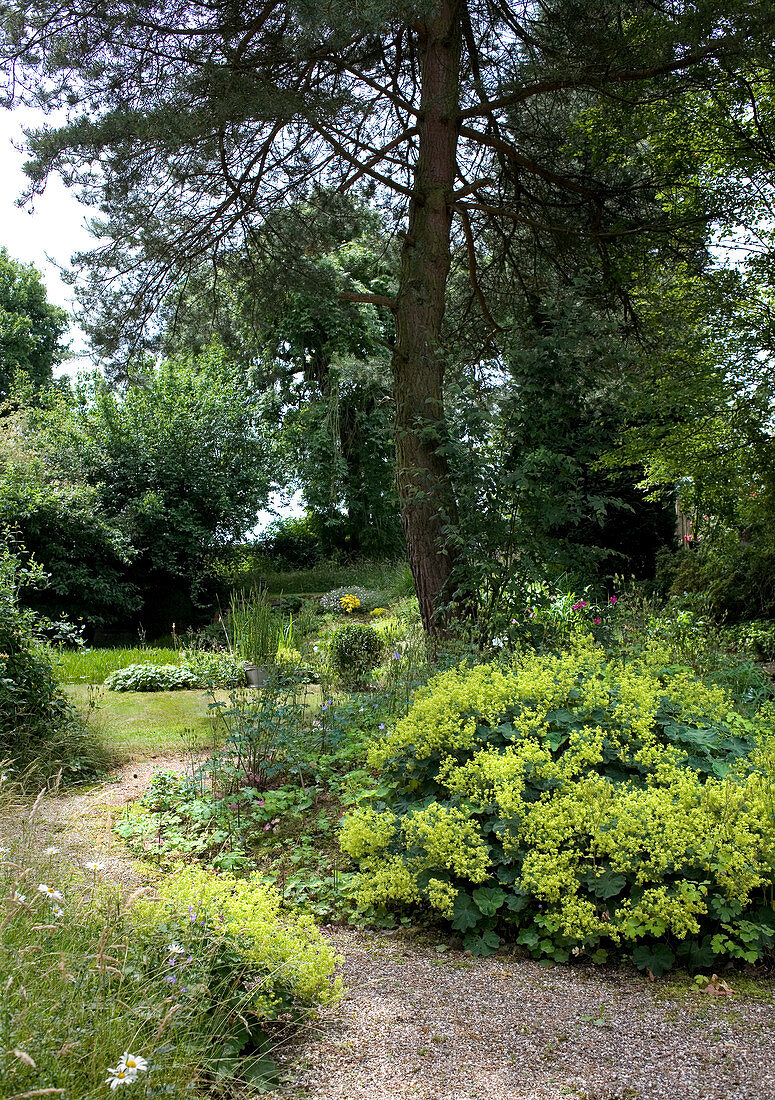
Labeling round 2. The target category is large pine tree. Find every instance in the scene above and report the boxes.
[2,1,774,630]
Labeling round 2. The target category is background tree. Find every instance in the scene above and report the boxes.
[3,0,774,629]
[0,248,67,400]
[35,344,275,633]
[0,406,138,628]
[162,194,403,558]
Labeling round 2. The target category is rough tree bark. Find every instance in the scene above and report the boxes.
[392,0,463,635]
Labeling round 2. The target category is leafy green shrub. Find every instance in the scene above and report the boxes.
[255,515,323,569]
[341,643,775,971]
[661,543,775,623]
[330,623,384,689]
[722,619,775,662]
[180,647,245,688]
[104,663,199,691]
[0,548,107,782]
[0,854,340,1097]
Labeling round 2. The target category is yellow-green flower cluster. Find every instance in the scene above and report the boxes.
[344,645,775,947]
[129,865,342,1011]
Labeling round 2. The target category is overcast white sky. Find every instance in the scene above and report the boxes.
[1,105,95,369]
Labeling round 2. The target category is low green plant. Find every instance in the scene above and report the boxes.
[0,851,340,1098]
[115,692,393,916]
[179,646,245,688]
[341,642,775,971]
[222,555,409,598]
[104,663,199,691]
[117,682,320,868]
[330,623,385,689]
[481,581,623,654]
[722,619,775,661]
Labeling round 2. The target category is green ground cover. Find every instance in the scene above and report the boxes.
[227,556,414,598]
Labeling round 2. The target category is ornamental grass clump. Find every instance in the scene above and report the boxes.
[341,642,775,972]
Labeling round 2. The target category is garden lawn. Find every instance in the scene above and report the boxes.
[64,684,227,759]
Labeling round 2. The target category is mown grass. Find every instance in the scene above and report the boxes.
[64,684,226,760]
[52,645,180,684]
[239,557,414,597]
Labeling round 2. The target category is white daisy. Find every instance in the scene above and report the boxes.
[44,846,61,855]
[37,884,64,902]
[12,890,26,903]
[168,942,185,955]
[84,861,105,872]
[52,904,65,918]
[118,1052,148,1074]
[106,1066,137,1089]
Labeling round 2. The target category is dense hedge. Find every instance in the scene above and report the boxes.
[341,642,775,972]
[0,549,104,781]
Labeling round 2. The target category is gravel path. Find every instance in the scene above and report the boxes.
[278,929,775,1100]
[8,763,775,1100]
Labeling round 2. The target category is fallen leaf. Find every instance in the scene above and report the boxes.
[702,973,734,996]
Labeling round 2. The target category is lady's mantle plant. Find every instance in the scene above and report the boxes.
[341,642,775,972]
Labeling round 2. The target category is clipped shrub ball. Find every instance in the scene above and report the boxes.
[341,642,775,972]
[104,663,198,692]
[330,623,384,689]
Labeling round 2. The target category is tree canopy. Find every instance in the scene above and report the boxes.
[19,344,275,630]
[0,248,67,400]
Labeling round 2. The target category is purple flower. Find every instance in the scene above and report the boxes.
[378,723,386,730]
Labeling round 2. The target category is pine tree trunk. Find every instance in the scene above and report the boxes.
[392,0,463,635]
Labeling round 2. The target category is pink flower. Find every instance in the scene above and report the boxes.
[593,617,601,625]
[609,595,617,605]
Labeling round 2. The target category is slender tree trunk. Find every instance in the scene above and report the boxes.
[392,0,463,635]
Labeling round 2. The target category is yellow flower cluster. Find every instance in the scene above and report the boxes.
[340,594,361,613]
[128,865,342,1010]
[344,645,775,944]
[341,803,490,914]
